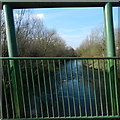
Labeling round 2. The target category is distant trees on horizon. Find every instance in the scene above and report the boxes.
[76,27,120,57]
[2,9,120,58]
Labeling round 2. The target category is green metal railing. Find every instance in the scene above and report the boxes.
[1,57,120,119]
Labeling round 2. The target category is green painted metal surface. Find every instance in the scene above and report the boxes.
[2,1,120,120]
[3,4,18,57]
[104,2,115,57]
[1,57,120,119]
[104,2,117,116]
[3,4,24,118]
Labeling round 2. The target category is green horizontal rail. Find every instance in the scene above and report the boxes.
[0,57,120,60]
[2,115,120,120]
[1,57,120,119]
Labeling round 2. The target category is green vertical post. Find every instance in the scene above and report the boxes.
[3,4,18,57]
[0,2,2,118]
[104,2,116,115]
[3,4,23,118]
[104,2,115,57]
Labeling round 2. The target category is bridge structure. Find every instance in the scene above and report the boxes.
[1,0,120,119]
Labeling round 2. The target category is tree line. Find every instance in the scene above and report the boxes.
[76,26,120,57]
[2,9,76,57]
[2,9,120,58]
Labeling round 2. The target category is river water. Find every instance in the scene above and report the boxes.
[29,60,97,117]
[56,60,96,116]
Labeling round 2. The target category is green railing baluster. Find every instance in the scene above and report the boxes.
[118,59,120,115]
[108,59,114,115]
[30,60,38,117]
[1,57,120,119]
[70,60,76,116]
[64,60,71,117]
[6,60,15,118]
[58,60,66,117]
[47,60,55,117]
[97,59,103,116]
[53,60,60,117]
[41,60,49,117]
[2,62,9,119]
[12,60,20,118]
[81,60,87,116]
[24,60,32,118]
[86,60,93,116]
[92,60,98,116]
[75,60,82,116]
[113,59,119,115]
[102,59,109,116]
[18,60,26,118]
[1,59,3,120]
[36,60,44,118]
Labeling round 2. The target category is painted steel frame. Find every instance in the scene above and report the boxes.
[1,1,120,119]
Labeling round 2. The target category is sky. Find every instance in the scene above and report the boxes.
[14,7,119,49]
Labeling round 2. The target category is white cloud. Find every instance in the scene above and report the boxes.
[32,14,45,19]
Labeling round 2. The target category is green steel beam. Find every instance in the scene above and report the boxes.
[104,2,115,57]
[1,1,120,9]
[3,4,18,57]
[3,4,24,118]
[104,2,117,115]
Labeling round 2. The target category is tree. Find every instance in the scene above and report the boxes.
[2,9,75,57]
[76,26,105,57]
[115,28,120,57]
[76,26,120,57]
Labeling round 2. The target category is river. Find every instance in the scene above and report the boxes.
[29,60,98,118]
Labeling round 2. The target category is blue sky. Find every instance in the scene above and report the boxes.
[15,7,119,49]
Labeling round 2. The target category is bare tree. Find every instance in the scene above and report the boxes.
[2,9,75,57]
[76,26,105,57]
